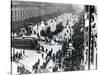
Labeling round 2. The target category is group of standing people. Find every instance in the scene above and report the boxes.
[17,65,31,74]
[12,50,25,62]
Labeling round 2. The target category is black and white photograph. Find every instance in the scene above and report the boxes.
[11,0,97,74]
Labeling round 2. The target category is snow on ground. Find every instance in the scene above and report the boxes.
[21,51,46,67]
[12,41,62,74]
[39,42,62,54]
[12,62,18,75]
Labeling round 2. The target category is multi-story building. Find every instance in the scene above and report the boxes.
[11,1,60,22]
[11,1,76,22]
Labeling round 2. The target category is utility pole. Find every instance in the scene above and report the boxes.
[88,5,92,70]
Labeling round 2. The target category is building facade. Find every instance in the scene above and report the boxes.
[11,1,60,22]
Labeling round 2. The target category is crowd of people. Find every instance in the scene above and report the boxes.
[12,50,25,62]
[17,64,31,74]
[30,41,79,73]
[12,12,84,74]
[12,13,78,43]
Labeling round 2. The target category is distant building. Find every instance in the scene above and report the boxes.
[11,1,77,22]
[11,1,40,22]
[11,1,59,22]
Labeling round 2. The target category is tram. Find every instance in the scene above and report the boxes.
[12,37,38,49]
